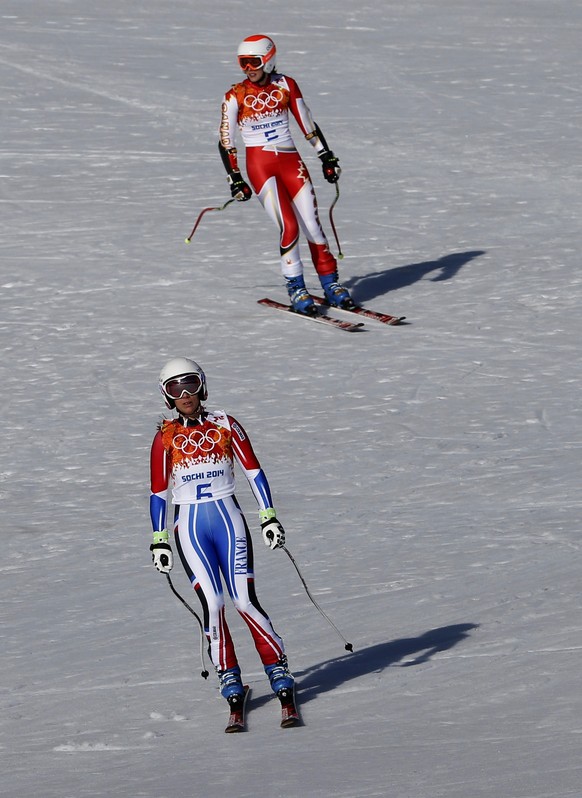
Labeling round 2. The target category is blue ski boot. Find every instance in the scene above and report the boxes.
[217,665,245,702]
[285,275,317,316]
[264,655,295,694]
[319,272,355,310]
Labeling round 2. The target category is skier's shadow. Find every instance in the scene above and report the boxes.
[346,250,485,303]
[293,623,479,705]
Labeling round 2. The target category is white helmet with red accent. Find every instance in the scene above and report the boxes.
[159,357,208,409]
[237,34,277,74]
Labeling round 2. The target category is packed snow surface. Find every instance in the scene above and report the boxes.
[1,1,581,796]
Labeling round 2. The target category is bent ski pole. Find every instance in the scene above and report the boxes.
[281,545,353,652]
[166,574,210,678]
[328,183,344,259]
[185,198,236,244]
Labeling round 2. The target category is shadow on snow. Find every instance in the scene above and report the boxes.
[346,250,486,303]
[293,622,479,705]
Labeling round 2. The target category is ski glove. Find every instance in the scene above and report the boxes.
[227,172,252,201]
[259,509,286,550]
[319,151,341,183]
[150,530,173,574]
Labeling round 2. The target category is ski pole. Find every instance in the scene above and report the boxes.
[281,545,353,652]
[166,574,210,679]
[185,198,236,244]
[328,183,344,259]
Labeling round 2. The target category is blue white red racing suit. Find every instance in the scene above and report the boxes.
[149,409,286,672]
[219,72,337,280]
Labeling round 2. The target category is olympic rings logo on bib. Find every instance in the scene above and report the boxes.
[244,89,284,112]
[173,428,223,455]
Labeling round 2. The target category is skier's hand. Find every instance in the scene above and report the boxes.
[227,172,252,201]
[150,530,173,573]
[319,151,341,183]
[261,518,286,550]
[151,542,173,573]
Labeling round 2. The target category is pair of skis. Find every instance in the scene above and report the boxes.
[258,296,406,332]
[225,686,299,733]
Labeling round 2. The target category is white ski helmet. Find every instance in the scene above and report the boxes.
[159,357,208,409]
[237,34,277,74]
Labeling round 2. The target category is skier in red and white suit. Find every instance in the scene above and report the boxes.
[219,34,354,316]
[149,357,296,720]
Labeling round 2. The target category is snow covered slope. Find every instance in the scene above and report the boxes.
[1,1,581,796]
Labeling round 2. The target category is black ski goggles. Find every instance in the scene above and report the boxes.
[163,374,203,399]
[238,55,263,71]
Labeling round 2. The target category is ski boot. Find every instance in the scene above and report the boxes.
[217,665,245,703]
[319,272,355,310]
[264,655,295,693]
[285,275,317,316]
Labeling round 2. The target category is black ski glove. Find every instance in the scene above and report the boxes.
[319,151,341,183]
[227,172,252,201]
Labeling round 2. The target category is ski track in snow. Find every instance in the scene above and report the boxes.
[1,1,582,797]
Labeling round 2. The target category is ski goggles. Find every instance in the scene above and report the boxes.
[238,55,263,71]
[163,374,203,399]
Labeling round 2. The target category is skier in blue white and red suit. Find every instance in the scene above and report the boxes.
[218,33,354,316]
[149,357,297,721]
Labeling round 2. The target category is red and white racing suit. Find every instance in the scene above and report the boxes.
[219,72,337,280]
[149,409,286,673]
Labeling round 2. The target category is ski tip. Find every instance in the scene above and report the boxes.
[279,692,301,729]
[224,685,250,733]
[280,715,300,729]
[225,722,245,733]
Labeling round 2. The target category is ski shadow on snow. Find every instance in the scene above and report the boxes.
[345,250,486,304]
[290,623,479,706]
